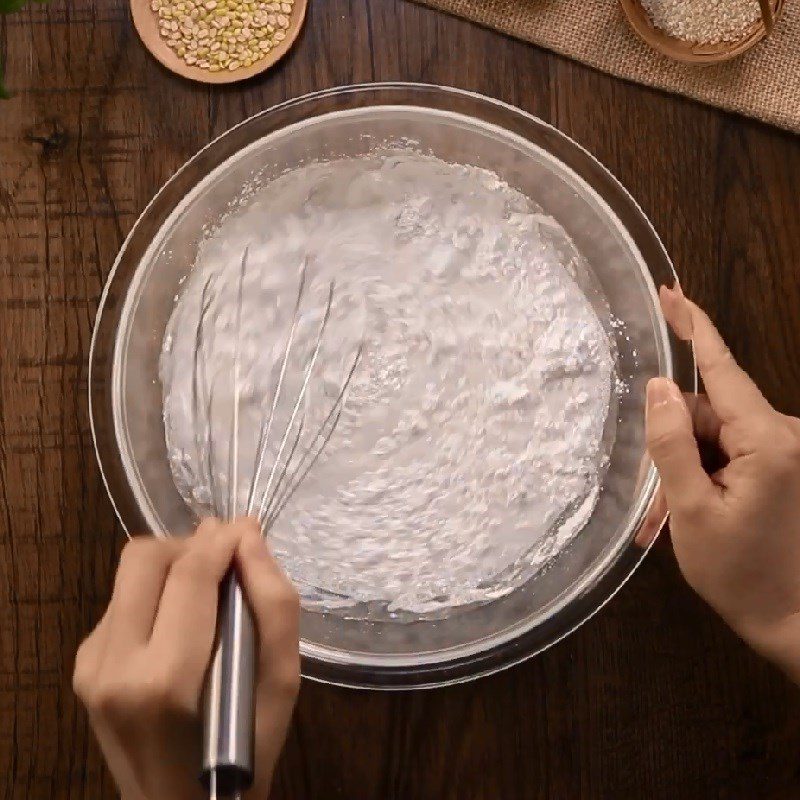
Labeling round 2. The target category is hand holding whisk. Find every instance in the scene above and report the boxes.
[196,249,362,798]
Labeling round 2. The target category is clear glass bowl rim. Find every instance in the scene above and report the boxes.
[88,82,697,690]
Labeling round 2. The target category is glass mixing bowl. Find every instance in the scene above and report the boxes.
[89,83,695,689]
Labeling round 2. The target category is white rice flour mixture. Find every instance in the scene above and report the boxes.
[160,151,616,617]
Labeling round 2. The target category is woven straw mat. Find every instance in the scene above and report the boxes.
[412,0,800,134]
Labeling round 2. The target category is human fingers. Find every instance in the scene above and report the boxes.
[147,518,243,708]
[646,378,718,515]
[103,537,186,655]
[660,286,771,423]
[683,392,722,444]
[73,611,114,705]
[237,529,300,798]
[660,281,694,340]
[637,388,727,549]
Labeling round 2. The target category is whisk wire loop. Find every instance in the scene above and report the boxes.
[253,280,336,525]
[192,249,362,530]
[244,259,308,518]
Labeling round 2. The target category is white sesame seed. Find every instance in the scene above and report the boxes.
[640,0,763,44]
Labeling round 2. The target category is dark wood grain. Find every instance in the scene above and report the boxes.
[2,0,800,797]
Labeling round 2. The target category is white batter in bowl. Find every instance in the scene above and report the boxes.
[160,152,616,618]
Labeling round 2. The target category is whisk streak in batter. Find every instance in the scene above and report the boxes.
[160,150,616,618]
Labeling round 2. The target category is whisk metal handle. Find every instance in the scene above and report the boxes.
[201,570,256,797]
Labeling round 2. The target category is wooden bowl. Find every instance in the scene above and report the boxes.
[619,0,785,64]
[131,0,308,84]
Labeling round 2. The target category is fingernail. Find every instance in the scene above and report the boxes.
[669,282,694,341]
[647,378,682,409]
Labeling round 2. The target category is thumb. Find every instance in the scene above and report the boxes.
[645,378,716,515]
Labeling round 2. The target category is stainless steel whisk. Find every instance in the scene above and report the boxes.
[194,249,361,799]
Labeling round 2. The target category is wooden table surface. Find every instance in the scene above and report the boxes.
[2,0,800,797]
